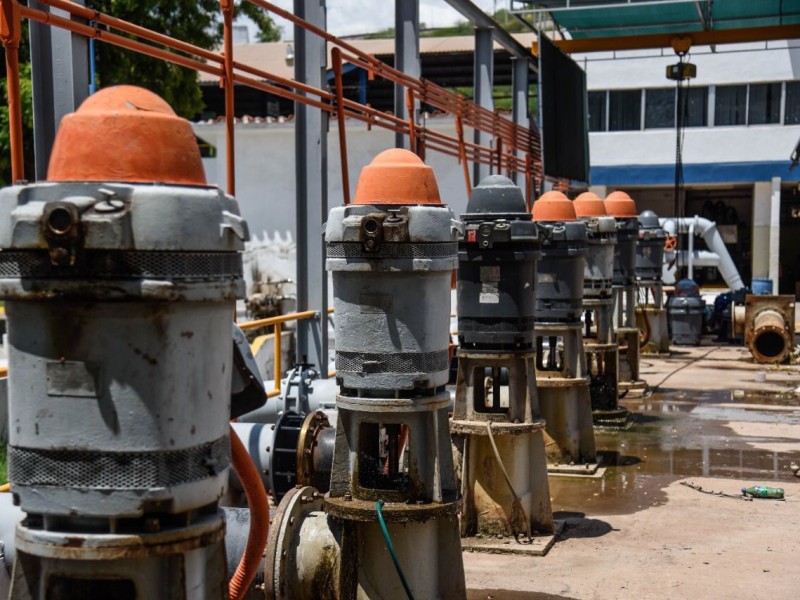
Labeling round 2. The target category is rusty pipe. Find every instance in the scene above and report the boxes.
[406,87,416,154]
[332,48,351,205]
[1,0,24,183]
[749,307,792,364]
[455,116,471,196]
[4,47,23,183]
[19,4,223,77]
[39,0,222,64]
[221,0,235,196]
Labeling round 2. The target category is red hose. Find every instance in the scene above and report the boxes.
[228,424,270,600]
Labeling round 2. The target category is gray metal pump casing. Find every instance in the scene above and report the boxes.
[579,215,617,298]
[636,210,667,282]
[612,217,639,287]
[0,181,247,518]
[326,203,460,392]
[534,220,588,323]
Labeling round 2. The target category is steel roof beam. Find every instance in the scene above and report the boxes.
[442,0,535,68]
[531,24,800,55]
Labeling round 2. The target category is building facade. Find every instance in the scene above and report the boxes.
[580,41,800,294]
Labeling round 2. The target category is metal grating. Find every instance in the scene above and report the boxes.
[336,349,450,373]
[8,437,230,490]
[326,242,457,260]
[0,250,243,280]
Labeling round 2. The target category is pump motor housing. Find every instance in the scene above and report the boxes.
[458,175,539,352]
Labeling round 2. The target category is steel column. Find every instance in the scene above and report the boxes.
[29,0,89,180]
[473,26,494,184]
[394,0,420,150]
[511,56,529,185]
[294,0,329,375]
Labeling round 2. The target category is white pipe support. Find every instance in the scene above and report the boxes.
[687,217,696,279]
[659,216,745,291]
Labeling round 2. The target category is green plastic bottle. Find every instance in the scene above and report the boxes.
[741,485,784,499]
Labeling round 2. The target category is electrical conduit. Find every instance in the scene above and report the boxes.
[228,424,270,600]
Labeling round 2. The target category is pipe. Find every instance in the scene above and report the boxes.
[663,250,721,285]
[228,424,270,600]
[0,488,25,597]
[332,48,351,205]
[749,308,793,364]
[230,422,275,493]
[406,88,417,154]
[455,115,472,197]
[19,4,222,78]
[660,216,745,291]
[687,217,696,280]
[1,0,24,183]
[221,507,266,583]
[24,0,536,176]
[221,0,235,196]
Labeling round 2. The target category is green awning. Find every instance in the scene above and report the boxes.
[520,0,800,40]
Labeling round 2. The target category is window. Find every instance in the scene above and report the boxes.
[715,85,747,126]
[588,91,607,132]
[645,88,675,129]
[685,86,708,127]
[609,90,641,131]
[748,83,781,125]
[787,82,800,125]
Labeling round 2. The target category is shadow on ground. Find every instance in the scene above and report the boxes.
[552,512,616,540]
[467,591,580,600]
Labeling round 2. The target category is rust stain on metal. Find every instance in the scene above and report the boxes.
[131,347,157,366]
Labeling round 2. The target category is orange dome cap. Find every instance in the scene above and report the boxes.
[532,191,576,222]
[604,191,638,218]
[574,192,607,217]
[47,85,207,185]
[353,148,441,205]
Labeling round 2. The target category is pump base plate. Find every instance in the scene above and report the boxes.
[461,520,564,556]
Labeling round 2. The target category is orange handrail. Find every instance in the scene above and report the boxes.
[5,0,543,196]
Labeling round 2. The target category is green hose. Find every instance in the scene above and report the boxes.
[375,500,415,600]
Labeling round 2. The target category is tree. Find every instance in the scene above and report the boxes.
[0,61,35,184]
[93,1,281,118]
[0,1,280,185]
[236,1,282,43]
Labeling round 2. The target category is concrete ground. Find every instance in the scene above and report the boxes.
[464,343,800,600]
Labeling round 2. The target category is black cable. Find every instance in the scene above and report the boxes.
[673,53,690,273]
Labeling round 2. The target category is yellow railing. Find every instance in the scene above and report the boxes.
[239,308,333,398]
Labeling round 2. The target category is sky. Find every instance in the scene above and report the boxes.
[246,0,504,41]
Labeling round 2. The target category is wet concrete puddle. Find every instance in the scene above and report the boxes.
[549,388,800,517]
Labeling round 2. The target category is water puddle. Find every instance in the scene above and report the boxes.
[549,388,800,516]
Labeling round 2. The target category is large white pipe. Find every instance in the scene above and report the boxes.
[663,251,722,284]
[660,216,745,291]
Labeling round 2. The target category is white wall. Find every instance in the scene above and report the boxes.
[196,117,474,240]
[590,125,800,168]
[578,41,800,90]
[580,41,800,169]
